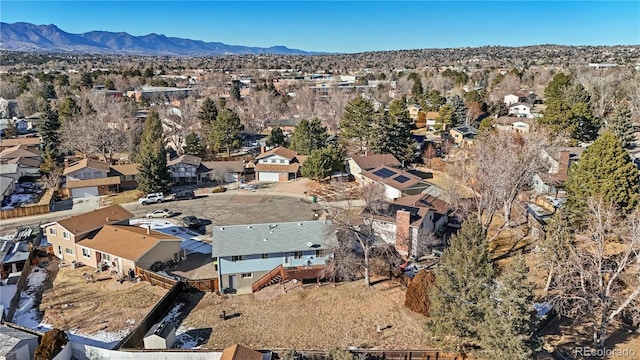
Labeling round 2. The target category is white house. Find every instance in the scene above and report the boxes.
[254,147,304,182]
[494,116,533,133]
[360,165,431,200]
[509,104,532,118]
[167,154,201,185]
[346,154,401,180]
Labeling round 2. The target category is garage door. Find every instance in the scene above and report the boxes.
[258,172,279,182]
[71,187,99,198]
[225,173,238,183]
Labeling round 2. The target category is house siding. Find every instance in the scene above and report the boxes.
[137,241,182,270]
[66,169,108,181]
[46,224,79,262]
[346,159,363,179]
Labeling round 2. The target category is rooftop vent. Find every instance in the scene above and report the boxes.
[264,238,268,241]
[248,225,252,229]
[306,241,313,248]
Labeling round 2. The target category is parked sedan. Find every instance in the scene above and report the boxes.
[146,209,174,218]
[182,215,201,228]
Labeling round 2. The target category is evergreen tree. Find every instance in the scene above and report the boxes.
[566,131,640,213]
[544,73,572,102]
[423,89,446,111]
[427,217,495,350]
[39,102,61,159]
[339,96,376,151]
[450,95,467,126]
[136,110,172,194]
[477,116,495,136]
[183,132,204,157]
[266,126,287,147]
[230,81,241,101]
[290,118,328,155]
[606,102,635,148]
[479,254,541,360]
[57,97,81,122]
[411,77,424,97]
[80,72,93,88]
[209,107,244,157]
[198,97,218,149]
[301,146,343,181]
[437,104,455,130]
[370,100,416,163]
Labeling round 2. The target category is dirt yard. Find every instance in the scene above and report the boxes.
[177,278,430,350]
[40,265,168,336]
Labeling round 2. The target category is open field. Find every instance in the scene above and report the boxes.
[40,265,168,338]
[177,278,431,350]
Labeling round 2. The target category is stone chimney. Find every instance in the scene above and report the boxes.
[260,145,266,154]
[63,158,69,168]
[146,225,151,235]
[395,210,411,256]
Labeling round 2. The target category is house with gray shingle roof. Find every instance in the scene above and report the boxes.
[212,220,337,293]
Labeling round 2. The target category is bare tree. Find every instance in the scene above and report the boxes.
[209,167,229,189]
[547,197,640,350]
[157,98,199,155]
[326,182,388,286]
[319,90,353,133]
[242,89,289,131]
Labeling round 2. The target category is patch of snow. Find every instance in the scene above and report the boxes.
[67,328,131,349]
[12,268,50,331]
[131,219,212,255]
[1,206,15,210]
[534,302,553,317]
[9,193,34,205]
[126,318,135,325]
[160,302,184,324]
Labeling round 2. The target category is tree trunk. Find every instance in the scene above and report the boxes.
[503,200,512,227]
[596,303,610,350]
[363,247,371,286]
[544,267,554,295]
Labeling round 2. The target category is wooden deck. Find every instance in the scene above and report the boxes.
[252,264,328,292]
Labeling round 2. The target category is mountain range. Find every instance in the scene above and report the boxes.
[0,22,315,56]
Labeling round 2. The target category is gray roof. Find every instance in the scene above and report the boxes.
[212,220,338,258]
[0,324,39,355]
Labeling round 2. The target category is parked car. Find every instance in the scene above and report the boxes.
[138,193,164,205]
[182,215,201,228]
[146,209,174,218]
[173,190,195,201]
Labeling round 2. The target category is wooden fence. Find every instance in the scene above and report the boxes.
[5,250,36,322]
[0,189,55,219]
[276,349,474,360]
[135,267,178,290]
[187,278,218,292]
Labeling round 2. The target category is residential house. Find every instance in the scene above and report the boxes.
[0,137,40,150]
[0,324,39,360]
[44,205,133,263]
[167,154,202,185]
[494,116,533,133]
[508,104,532,118]
[360,165,431,200]
[449,126,478,146]
[265,118,301,135]
[212,220,338,294]
[0,145,40,163]
[254,147,304,182]
[371,193,450,257]
[221,344,272,360]
[0,176,14,203]
[109,164,139,190]
[425,111,439,130]
[407,104,422,121]
[200,160,247,184]
[76,225,182,275]
[346,154,401,180]
[0,119,28,135]
[504,92,537,106]
[0,240,29,279]
[126,86,194,103]
[533,148,585,195]
[63,158,121,198]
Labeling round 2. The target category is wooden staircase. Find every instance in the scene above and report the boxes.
[251,265,285,292]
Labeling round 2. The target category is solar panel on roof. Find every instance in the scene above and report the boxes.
[394,175,411,183]
[372,168,396,178]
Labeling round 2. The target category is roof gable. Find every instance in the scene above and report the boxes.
[255,146,298,161]
[221,344,264,360]
[168,154,202,167]
[55,205,134,235]
[63,158,111,175]
[349,154,401,170]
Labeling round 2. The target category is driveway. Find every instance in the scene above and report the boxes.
[121,192,324,236]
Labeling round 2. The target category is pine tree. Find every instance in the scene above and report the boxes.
[370,100,415,163]
[230,81,241,101]
[39,102,61,159]
[477,117,495,136]
[183,132,204,157]
[290,118,328,155]
[606,102,635,148]
[450,95,467,127]
[267,126,287,147]
[301,146,343,181]
[544,73,572,103]
[209,107,244,157]
[339,96,376,152]
[566,131,640,213]
[3,119,17,138]
[479,254,541,360]
[427,217,495,350]
[57,97,81,122]
[198,98,218,135]
[136,110,172,194]
[437,104,455,130]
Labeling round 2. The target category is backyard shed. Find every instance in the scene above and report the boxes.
[143,321,176,349]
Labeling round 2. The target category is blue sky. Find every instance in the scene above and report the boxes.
[2,1,639,53]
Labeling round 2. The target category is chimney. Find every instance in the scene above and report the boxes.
[105,217,110,222]
[147,225,151,235]
[64,158,69,168]
[260,145,266,154]
[395,210,411,257]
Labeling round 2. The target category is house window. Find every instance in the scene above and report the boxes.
[231,255,244,262]
[65,248,74,255]
[49,228,56,235]
[315,250,325,257]
[82,248,91,258]
[279,159,285,164]
[241,273,253,279]
[294,251,303,259]
[261,253,269,259]
[63,231,70,240]
[103,253,111,261]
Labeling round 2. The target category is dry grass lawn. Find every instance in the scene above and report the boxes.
[101,189,144,206]
[40,266,167,334]
[178,279,431,350]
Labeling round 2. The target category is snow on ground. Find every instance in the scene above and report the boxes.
[12,268,50,331]
[130,218,211,255]
[158,302,205,349]
[12,267,131,349]
[8,193,34,205]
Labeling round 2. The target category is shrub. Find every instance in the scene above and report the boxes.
[404,270,436,316]
[211,187,227,193]
[34,328,68,360]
